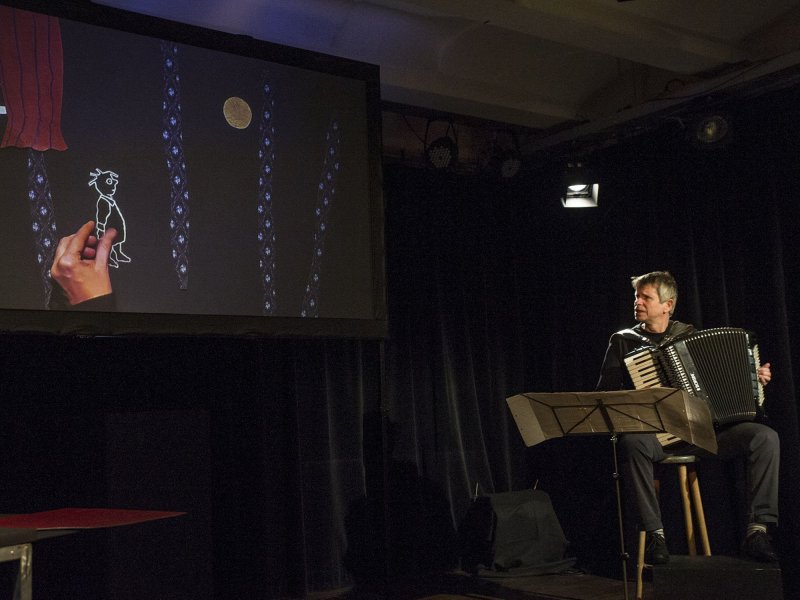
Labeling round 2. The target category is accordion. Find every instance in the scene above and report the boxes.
[624,327,765,447]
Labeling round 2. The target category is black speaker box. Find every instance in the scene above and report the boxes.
[652,556,783,600]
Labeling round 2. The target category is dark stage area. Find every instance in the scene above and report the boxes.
[307,559,791,600]
[1,6,800,599]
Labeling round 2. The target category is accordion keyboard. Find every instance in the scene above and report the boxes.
[655,432,681,448]
[624,348,664,389]
[624,348,680,447]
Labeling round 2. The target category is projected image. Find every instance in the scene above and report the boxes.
[0,5,379,332]
[89,168,130,268]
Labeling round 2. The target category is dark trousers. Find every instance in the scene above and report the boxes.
[619,422,780,532]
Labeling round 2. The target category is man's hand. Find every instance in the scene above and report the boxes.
[50,220,117,305]
[757,362,772,386]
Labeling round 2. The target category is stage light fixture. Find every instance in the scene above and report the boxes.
[496,131,522,179]
[689,113,732,149]
[562,183,599,208]
[484,146,522,180]
[499,150,522,179]
[424,120,459,170]
[500,151,522,179]
[426,135,458,170]
[561,162,599,208]
[482,131,523,180]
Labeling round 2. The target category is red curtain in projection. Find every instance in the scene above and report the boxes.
[0,6,67,151]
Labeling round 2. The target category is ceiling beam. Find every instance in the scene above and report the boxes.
[364,0,749,72]
[521,48,800,156]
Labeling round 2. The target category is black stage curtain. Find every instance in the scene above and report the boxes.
[0,335,384,599]
[0,85,799,599]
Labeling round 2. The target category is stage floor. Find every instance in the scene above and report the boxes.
[311,555,797,600]
[310,569,644,600]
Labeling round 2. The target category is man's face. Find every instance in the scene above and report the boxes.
[634,284,672,324]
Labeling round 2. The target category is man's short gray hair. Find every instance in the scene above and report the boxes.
[631,271,677,315]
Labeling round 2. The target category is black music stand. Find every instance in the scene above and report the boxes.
[506,387,716,600]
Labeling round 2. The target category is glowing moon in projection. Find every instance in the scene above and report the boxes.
[223,97,252,129]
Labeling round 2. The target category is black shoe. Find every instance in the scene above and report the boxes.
[741,530,779,562]
[645,532,670,565]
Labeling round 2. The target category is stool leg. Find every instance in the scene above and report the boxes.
[688,466,711,556]
[636,530,646,600]
[678,464,697,556]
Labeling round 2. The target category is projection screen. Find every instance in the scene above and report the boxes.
[0,0,386,338]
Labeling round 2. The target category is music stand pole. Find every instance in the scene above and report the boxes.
[594,397,630,600]
[610,432,630,600]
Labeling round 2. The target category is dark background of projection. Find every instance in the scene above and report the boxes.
[0,1,385,338]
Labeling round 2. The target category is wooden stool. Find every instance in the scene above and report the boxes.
[635,455,711,600]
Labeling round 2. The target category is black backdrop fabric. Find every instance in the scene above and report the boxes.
[1,83,800,599]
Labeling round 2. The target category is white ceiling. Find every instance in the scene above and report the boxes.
[96,0,800,153]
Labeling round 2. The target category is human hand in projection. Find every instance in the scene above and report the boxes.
[50,220,117,305]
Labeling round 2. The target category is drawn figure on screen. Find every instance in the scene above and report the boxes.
[89,168,130,268]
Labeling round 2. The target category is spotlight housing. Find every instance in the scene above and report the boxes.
[498,149,522,179]
[485,131,523,180]
[426,136,458,170]
[561,162,599,208]
[688,113,732,149]
[562,183,599,208]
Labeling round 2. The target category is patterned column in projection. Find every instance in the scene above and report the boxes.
[256,79,277,315]
[301,119,340,318]
[161,41,190,290]
[28,150,57,307]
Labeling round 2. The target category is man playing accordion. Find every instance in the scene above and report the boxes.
[596,271,779,565]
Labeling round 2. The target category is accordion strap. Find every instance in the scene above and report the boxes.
[617,321,695,350]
